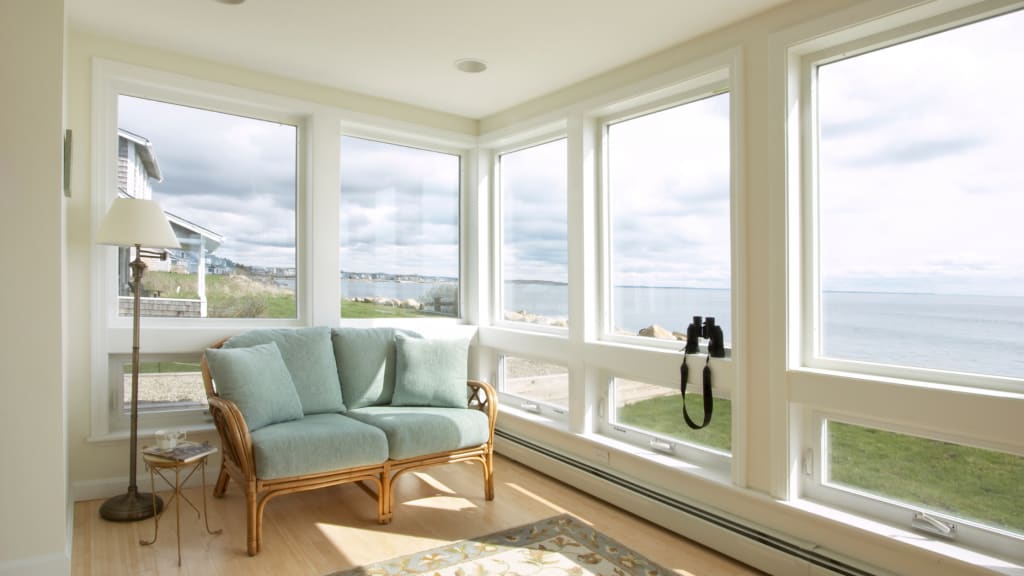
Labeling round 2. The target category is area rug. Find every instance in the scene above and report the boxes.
[330,514,673,576]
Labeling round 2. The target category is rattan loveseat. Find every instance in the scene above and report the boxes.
[200,326,497,556]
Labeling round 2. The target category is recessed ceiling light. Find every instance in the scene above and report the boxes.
[455,58,487,74]
[215,0,246,4]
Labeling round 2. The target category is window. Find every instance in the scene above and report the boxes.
[106,353,209,433]
[501,355,569,411]
[606,93,732,346]
[119,358,205,413]
[815,9,1024,381]
[116,95,298,319]
[825,420,1024,537]
[93,61,313,437]
[498,138,568,329]
[795,5,1024,561]
[611,377,731,455]
[339,136,461,319]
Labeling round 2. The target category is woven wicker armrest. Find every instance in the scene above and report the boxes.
[467,379,498,437]
[204,395,256,479]
[201,341,257,482]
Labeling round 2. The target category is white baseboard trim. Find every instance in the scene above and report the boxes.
[495,436,880,576]
[72,464,217,503]
[0,553,70,576]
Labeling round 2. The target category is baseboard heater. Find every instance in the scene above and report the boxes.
[495,429,877,576]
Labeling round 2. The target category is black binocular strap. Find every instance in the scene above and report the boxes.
[680,354,713,429]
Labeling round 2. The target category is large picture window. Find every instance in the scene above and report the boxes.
[815,9,1024,381]
[606,93,732,346]
[799,6,1024,561]
[339,136,461,319]
[499,138,568,329]
[116,95,298,319]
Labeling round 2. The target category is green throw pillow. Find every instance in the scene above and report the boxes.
[205,341,304,431]
[391,334,469,408]
[332,327,421,408]
[224,326,345,414]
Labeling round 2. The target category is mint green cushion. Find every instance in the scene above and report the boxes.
[345,407,489,460]
[391,335,469,408]
[205,342,304,431]
[249,414,389,479]
[332,327,420,408]
[225,327,345,415]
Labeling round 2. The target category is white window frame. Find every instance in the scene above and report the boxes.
[492,132,571,336]
[479,49,745,485]
[497,352,571,423]
[802,412,1024,562]
[89,59,320,440]
[588,57,741,476]
[337,123,474,327]
[596,79,738,355]
[600,371,733,474]
[785,0,1024,563]
[797,1,1024,396]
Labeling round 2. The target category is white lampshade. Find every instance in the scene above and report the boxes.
[96,198,181,249]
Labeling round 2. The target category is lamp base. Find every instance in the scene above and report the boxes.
[99,488,163,522]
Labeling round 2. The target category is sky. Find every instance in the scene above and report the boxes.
[118,95,297,270]
[339,136,459,277]
[500,138,569,283]
[116,8,1023,297]
[817,9,1024,297]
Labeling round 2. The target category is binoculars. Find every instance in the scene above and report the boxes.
[684,315,725,357]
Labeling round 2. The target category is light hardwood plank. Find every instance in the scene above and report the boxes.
[72,454,762,575]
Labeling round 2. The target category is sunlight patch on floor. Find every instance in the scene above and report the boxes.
[505,482,572,516]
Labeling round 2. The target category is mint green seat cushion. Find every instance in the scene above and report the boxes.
[225,326,345,415]
[391,334,469,408]
[332,327,420,408]
[205,341,304,432]
[249,414,389,480]
[345,406,489,460]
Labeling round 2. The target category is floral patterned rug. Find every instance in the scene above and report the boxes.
[330,514,673,576]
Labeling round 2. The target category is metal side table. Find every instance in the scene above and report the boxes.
[140,447,222,565]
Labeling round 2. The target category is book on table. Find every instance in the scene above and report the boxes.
[143,441,217,463]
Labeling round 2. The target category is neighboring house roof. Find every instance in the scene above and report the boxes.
[116,128,222,253]
[118,128,162,182]
[166,211,224,254]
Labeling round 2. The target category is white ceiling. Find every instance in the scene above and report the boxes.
[68,0,789,119]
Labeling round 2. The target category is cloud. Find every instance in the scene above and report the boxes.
[815,10,1024,297]
[119,95,298,268]
[339,136,460,277]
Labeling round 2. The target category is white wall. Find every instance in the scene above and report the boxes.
[0,0,70,574]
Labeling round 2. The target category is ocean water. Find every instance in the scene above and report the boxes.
[822,291,1024,380]
[339,279,1024,380]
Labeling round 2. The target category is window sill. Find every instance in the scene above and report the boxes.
[496,406,732,486]
[87,422,216,444]
[784,498,1024,575]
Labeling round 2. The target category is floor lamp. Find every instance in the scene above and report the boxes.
[95,197,181,521]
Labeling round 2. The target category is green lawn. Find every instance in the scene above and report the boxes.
[618,395,1024,534]
[142,271,442,319]
[830,421,1024,534]
[618,395,732,453]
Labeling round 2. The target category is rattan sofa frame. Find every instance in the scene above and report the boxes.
[200,338,497,556]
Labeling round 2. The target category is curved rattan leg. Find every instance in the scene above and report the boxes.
[213,466,230,497]
[483,452,495,501]
[380,468,393,524]
[246,488,259,556]
[375,476,388,524]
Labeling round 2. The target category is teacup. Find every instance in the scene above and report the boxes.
[155,429,185,450]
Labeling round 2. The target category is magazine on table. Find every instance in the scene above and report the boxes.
[143,441,217,463]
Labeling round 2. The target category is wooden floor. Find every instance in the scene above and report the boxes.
[72,454,762,575]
